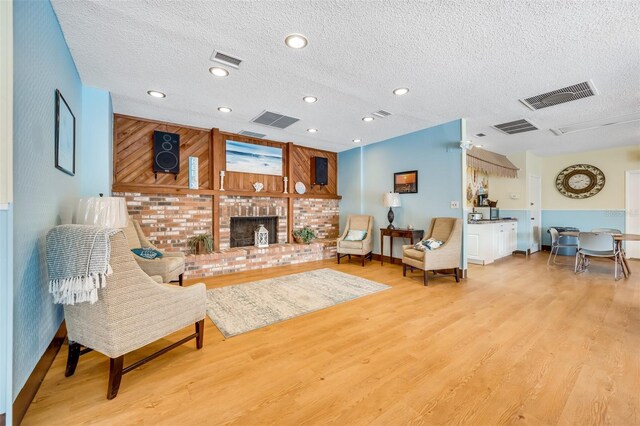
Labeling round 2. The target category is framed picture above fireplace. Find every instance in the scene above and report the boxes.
[226,140,283,176]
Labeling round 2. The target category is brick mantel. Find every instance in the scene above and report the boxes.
[116,191,340,277]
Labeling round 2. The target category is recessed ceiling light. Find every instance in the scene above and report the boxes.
[353,139,361,143]
[285,33,308,49]
[147,90,166,98]
[307,128,318,133]
[303,96,317,103]
[393,87,409,96]
[362,116,374,122]
[475,144,484,148]
[218,107,232,113]
[209,67,229,77]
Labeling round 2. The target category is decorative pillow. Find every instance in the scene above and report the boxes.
[131,248,163,259]
[344,230,367,241]
[413,238,444,251]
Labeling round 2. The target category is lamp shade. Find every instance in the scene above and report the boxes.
[383,192,401,208]
[75,197,129,228]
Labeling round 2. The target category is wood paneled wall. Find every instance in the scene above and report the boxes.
[113,114,339,198]
[290,145,337,195]
[113,114,212,189]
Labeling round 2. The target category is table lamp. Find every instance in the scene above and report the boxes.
[75,195,129,228]
[383,192,401,229]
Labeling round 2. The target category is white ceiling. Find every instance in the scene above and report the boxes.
[51,0,640,156]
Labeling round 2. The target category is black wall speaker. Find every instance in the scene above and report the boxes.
[311,156,328,186]
[153,130,180,174]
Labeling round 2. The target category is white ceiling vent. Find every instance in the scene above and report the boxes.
[238,130,267,138]
[550,111,640,136]
[520,81,598,110]
[251,110,300,129]
[493,119,539,135]
[372,110,392,118]
[210,50,243,69]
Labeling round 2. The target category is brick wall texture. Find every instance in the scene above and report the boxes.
[115,192,340,277]
[114,192,213,252]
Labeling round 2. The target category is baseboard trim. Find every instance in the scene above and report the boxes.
[13,321,66,426]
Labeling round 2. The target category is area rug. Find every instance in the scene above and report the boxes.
[206,268,390,338]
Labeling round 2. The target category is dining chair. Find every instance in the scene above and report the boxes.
[547,228,578,265]
[575,232,622,280]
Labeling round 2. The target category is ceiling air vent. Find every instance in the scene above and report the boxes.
[210,50,243,69]
[520,80,598,111]
[493,119,539,135]
[372,110,392,118]
[238,130,267,138]
[251,110,300,129]
[550,111,640,136]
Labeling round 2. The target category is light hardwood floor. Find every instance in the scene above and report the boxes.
[23,253,639,425]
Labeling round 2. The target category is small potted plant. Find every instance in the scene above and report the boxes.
[187,233,214,254]
[292,227,317,244]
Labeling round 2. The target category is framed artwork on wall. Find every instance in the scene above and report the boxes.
[55,89,76,176]
[225,140,283,176]
[394,170,418,194]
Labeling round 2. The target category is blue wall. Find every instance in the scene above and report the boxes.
[12,0,112,399]
[80,87,113,196]
[338,120,463,260]
[540,210,626,246]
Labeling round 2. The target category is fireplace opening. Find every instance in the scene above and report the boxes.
[230,216,278,248]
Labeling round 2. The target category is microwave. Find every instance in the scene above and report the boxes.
[474,207,499,220]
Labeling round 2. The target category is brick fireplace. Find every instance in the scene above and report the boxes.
[219,196,288,249]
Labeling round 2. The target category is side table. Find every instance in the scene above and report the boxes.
[380,228,424,265]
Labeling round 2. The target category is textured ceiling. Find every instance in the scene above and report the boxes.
[51,0,640,155]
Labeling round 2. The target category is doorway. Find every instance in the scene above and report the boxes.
[529,175,541,253]
[625,170,640,259]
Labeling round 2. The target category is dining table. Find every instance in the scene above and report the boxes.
[560,231,640,278]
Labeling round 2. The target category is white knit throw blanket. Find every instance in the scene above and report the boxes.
[46,225,122,305]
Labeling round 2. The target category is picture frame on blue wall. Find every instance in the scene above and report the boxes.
[394,170,418,194]
[55,89,75,176]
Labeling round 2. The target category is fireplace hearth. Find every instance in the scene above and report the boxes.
[230,216,278,248]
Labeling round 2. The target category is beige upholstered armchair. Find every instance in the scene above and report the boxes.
[123,218,185,285]
[402,217,462,286]
[63,231,206,399]
[336,215,374,266]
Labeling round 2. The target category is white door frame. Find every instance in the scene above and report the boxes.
[528,174,542,253]
[625,170,640,259]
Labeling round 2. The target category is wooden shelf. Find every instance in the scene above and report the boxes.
[113,184,341,199]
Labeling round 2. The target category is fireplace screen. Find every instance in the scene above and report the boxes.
[230,216,278,248]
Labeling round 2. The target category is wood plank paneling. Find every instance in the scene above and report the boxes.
[290,145,337,195]
[113,115,211,189]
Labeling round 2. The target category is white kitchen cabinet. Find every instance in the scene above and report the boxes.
[467,221,517,265]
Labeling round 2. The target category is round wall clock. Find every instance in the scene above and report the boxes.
[555,164,605,199]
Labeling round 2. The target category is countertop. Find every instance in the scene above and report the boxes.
[467,219,518,224]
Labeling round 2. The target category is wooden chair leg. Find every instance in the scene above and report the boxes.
[337,252,341,264]
[423,270,428,286]
[65,342,81,377]
[361,255,365,266]
[348,254,351,261]
[454,268,460,283]
[107,356,124,400]
[196,319,205,350]
[403,263,407,277]
[178,273,184,286]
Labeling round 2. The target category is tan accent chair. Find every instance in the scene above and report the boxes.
[63,231,206,399]
[336,215,374,266]
[123,218,185,286]
[402,217,462,286]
